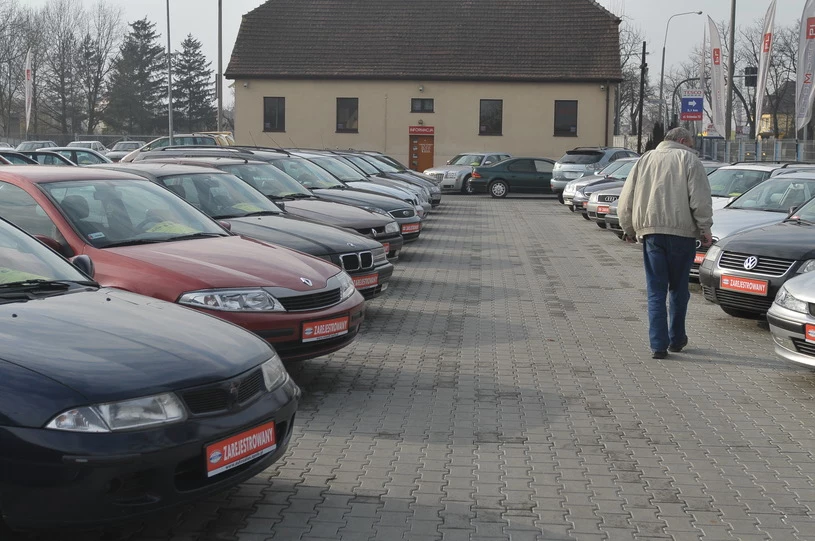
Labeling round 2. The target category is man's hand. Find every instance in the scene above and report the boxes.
[700,233,713,248]
[623,233,637,244]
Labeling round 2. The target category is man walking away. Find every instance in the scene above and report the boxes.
[617,127,712,359]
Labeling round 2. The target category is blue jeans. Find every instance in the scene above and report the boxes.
[642,234,696,352]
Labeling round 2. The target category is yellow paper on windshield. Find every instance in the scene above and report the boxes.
[232,203,265,213]
[146,222,199,234]
[0,268,47,284]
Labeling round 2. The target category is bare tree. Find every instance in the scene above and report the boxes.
[76,1,122,134]
[616,19,650,135]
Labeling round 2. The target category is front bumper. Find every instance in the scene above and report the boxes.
[550,178,569,194]
[398,217,422,242]
[586,201,612,223]
[767,305,815,368]
[699,260,786,315]
[350,262,394,299]
[0,377,300,529]
[573,195,589,213]
[605,213,621,231]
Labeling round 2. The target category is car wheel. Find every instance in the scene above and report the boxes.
[460,176,471,194]
[489,180,509,198]
[721,306,763,319]
[581,212,590,220]
[557,193,564,204]
[596,221,607,229]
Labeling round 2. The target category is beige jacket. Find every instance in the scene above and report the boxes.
[618,140,712,239]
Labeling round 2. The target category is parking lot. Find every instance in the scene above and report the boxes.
[17,194,815,541]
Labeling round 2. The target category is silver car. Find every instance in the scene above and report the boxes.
[562,158,638,210]
[551,147,638,202]
[424,152,510,193]
[768,271,815,368]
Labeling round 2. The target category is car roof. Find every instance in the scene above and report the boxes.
[0,165,148,184]
[96,162,224,177]
[48,147,103,152]
[154,156,264,167]
[505,156,555,161]
[715,162,795,172]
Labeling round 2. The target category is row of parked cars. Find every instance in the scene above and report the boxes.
[0,141,441,529]
[554,151,815,370]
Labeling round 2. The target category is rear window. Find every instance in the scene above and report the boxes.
[559,151,603,164]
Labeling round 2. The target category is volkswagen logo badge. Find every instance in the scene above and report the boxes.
[300,277,313,286]
[227,382,240,409]
[743,256,759,270]
[346,242,355,247]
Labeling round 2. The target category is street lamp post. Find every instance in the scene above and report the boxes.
[166,0,173,145]
[658,10,702,129]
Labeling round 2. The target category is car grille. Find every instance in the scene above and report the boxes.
[390,208,415,218]
[792,338,815,357]
[709,288,774,313]
[719,251,795,276]
[600,195,619,203]
[341,251,374,272]
[278,288,342,311]
[180,369,265,415]
[432,173,443,182]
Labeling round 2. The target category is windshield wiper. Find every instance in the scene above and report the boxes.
[323,185,347,190]
[277,193,313,199]
[239,211,281,217]
[102,239,168,248]
[165,232,228,241]
[0,279,95,292]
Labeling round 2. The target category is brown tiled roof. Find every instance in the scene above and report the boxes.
[225,0,622,83]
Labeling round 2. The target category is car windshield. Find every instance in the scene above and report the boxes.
[606,161,636,180]
[68,142,93,148]
[597,160,627,176]
[269,157,344,188]
[707,169,768,198]
[0,218,90,286]
[560,151,603,164]
[792,197,815,222]
[449,154,484,166]
[41,179,227,248]
[2,153,34,165]
[309,156,366,181]
[372,154,409,170]
[344,156,381,175]
[360,155,401,173]
[112,142,142,151]
[157,172,282,219]
[218,163,313,198]
[728,177,815,212]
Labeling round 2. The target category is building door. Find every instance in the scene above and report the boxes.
[409,135,434,171]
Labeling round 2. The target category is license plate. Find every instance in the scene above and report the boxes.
[694,253,705,265]
[719,275,769,296]
[807,324,815,344]
[353,273,378,288]
[205,421,276,478]
[597,205,610,214]
[401,223,421,234]
[302,316,350,342]
[382,242,390,254]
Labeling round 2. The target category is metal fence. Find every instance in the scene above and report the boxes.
[613,135,815,164]
[3,134,156,148]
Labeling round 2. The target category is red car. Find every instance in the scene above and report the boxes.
[0,167,365,361]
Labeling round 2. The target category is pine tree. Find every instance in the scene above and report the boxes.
[174,35,216,132]
[104,18,165,134]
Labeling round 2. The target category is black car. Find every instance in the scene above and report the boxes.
[0,216,299,529]
[468,157,556,197]
[342,151,442,207]
[699,197,815,318]
[94,162,395,299]
[0,150,38,165]
[19,150,76,166]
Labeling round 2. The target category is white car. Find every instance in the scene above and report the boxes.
[768,271,815,368]
[424,152,510,193]
[67,140,108,152]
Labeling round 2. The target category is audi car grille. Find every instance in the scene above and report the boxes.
[278,288,342,311]
[180,369,265,415]
[601,195,619,203]
[719,251,795,277]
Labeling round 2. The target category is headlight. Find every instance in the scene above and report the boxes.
[704,245,722,262]
[589,192,599,202]
[46,393,186,432]
[775,285,808,313]
[430,186,440,193]
[261,354,287,392]
[385,221,399,234]
[798,259,815,274]
[363,206,391,217]
[178,289,284,312]
[337,271,356,300]
[372,246,387,264]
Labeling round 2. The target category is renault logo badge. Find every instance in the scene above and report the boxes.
[743,256,759,270]
[300,277,313,286]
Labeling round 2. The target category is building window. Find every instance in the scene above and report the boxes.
[336,97,359,133]
[554,100,578,137]
[411,98,434,113]
[263,97,285,132]
[479,99,503,136]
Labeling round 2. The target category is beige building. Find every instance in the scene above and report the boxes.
[226,0,622,171]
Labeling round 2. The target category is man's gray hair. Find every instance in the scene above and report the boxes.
[664,127,693,142]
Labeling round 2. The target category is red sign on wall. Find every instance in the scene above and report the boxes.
[409,126,435,135]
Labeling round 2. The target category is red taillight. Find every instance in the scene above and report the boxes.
[471,172,481,179]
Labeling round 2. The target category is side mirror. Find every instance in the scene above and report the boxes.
[446,159,453,165]
[70,254,94,278]
[218,220,232,231]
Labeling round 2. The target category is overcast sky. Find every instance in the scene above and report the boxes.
[21,0,808,101]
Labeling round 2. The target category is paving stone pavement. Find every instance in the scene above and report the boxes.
[11,195,815,541]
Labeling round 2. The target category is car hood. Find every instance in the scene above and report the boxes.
[711,196,733,210]
[103,235,338,292]
[585,180,624,195]
[312,188,408,211]
[228,214,380,255]
[711,208,788,240]
[345,180,413,200]
[0,288,273,403]
[783,271,815,302]
[567,173,607,189]
[278,199,391,229]
[718,222,815,260]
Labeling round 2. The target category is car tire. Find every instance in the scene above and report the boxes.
[460,176,471,194]
[596,221,607,229]
[721,306,763,319]
[489,180,509,198]
[557,193,564,204]
[581,212,590,220]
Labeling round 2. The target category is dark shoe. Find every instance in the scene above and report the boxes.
[668,337,688,353]
[652,350,667,359]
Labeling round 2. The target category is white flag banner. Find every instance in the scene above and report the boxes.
[755,0,776,139]
[708,17,726,138]
[698,24,706,132]
[24,48,32,134]
[796,0,815,133]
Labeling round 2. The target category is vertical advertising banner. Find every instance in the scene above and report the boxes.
[24,49,32,134]
[755,0,776,139]
[797,0,815,134]
[708,17,727,138]
[698,25,706,133]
